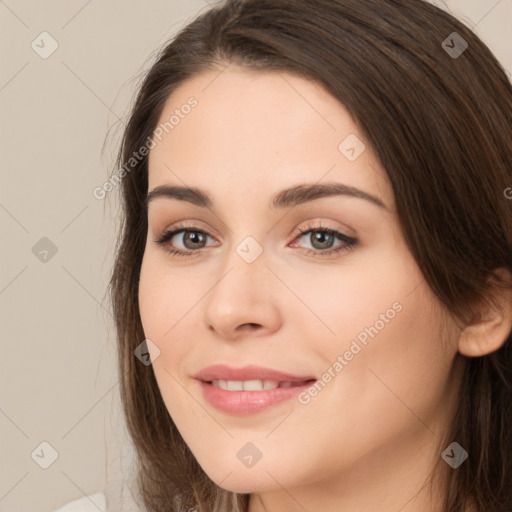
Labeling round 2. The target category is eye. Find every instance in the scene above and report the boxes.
[290,222,358,257]
[153,221,358,258]
[153,223,216,257]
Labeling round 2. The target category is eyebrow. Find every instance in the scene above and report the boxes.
[145,183,388,211]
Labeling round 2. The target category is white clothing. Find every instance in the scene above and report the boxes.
[53,492,106,512]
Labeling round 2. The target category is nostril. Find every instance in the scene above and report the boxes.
[241,323,260,329]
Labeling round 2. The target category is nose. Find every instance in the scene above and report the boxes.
[203,244,282,341]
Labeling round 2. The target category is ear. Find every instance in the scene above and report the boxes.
[458,268,512,357]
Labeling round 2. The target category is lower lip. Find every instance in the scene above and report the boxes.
[197,380,316,415]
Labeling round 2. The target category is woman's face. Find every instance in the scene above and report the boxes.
[139,67,463,507]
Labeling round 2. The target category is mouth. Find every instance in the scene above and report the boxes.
[194,364,317,415]
[208,379,315,391]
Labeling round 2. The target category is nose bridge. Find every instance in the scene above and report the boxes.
[203,228,281,337]
[212,231,269,304]
[216,199,269,276]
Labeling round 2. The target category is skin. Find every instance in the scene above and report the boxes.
[138,66,512,512]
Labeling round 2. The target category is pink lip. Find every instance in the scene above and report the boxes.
[193,364,317,415]
[194,364,316,383]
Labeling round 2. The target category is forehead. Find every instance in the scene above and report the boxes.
[147,66,392,208]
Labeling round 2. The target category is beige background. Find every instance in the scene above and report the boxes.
[0,1,510,511]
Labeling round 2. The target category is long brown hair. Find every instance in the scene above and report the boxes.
[108,1,512,510]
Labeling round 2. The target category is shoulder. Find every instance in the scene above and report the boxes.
[53,492,106,512]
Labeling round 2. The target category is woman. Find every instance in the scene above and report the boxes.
[106,0,512,510]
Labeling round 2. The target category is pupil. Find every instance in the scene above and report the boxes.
[312,231,332,249]
[186,231,204,248]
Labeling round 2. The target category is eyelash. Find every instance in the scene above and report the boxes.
[153,222,358,258]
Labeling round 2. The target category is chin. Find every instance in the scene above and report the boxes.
[201,462,286,494]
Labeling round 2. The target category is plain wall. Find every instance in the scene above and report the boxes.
[0,1,510,511]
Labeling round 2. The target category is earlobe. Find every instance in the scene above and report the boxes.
[458,268,512,358]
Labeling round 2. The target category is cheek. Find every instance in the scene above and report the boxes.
[304,249,454,439]
[138,252,200,344]
[138,254,205,408]
[281,292,452,486]
[292,245,416,368]
[315,282,453,444]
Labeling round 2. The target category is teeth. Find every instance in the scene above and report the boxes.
[243,380,267,391]
[227,380,244,391]
[210,379,306,391]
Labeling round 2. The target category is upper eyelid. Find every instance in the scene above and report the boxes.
[155,216,355,237]
[163,223,344,236]
[158,223,353,247]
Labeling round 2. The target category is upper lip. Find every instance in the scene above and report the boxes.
[194,364,317,383]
